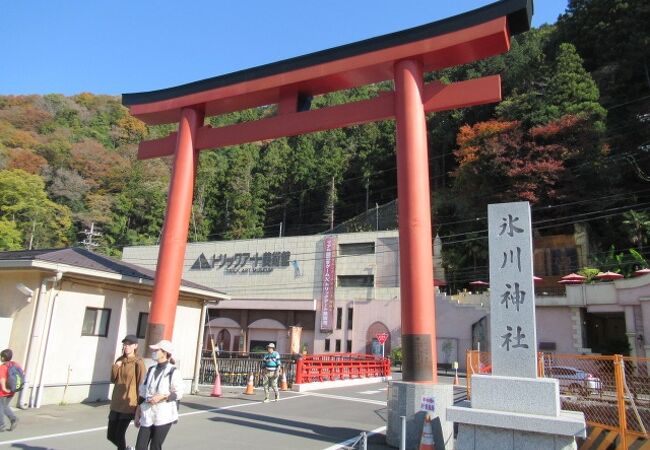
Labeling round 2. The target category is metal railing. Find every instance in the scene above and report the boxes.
[198,352,390,387]
[466,350,650,448]
[295,353,390,384]
[199,351,297,387]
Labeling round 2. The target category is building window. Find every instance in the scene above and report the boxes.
[338,275,374,287]
[325,339,331,352]
[347,308,353,330]
[336,307,343,329]
[81,307,111,337]
[136,313,148,339]
[346,340,352,352]
[335,339,341,352]
[339,242,375,255]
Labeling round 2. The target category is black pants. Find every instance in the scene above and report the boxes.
[136,423,172,450]
[107,412,133,450]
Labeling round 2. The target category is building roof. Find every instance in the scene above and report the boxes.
[0,247,228,301]
[122,0,532,125]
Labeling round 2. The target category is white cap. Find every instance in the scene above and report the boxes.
[150,340,174,354]
[267,343,275,348]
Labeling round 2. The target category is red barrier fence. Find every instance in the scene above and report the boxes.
[294,353,391,384]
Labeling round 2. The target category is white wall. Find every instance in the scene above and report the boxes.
[0,317,12,349]
[536,306,575,354]
[171,299,203,383]
[6,278,205,407]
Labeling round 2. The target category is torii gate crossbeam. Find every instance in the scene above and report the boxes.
[122,0,532,386]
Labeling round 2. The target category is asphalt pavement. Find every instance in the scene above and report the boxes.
[0,374,465,450]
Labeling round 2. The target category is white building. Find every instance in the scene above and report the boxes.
[124,231,399,355]
[0,248,228,407]
[123,231,486,368]
[123,229,650,370]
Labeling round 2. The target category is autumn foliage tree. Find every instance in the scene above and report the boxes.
[452,120,564,208]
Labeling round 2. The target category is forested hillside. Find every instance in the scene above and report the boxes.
[0,0,648,287]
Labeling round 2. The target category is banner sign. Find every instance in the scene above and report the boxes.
[320,236,337,332]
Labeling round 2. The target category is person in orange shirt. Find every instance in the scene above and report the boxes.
[0,349,20,432]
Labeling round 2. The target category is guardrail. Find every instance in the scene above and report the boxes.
[199,352,297,387]
[294,353,391,384]
[199,352,390,388]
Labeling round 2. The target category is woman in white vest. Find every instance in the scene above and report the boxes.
[134,340,183,450]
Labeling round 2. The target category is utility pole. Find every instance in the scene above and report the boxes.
[328,176,336,230]
[80,222,101,250]
[376,203,379,231]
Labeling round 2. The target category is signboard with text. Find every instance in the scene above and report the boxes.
[488,202,537,378]
[190,250,292,274]
[319,236,337,332]
[420,395,436,412]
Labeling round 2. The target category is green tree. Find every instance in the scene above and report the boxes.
[496,42,606,128]
[547,43,607,126]
[0,169,73,248]
[622,210,650,251]
[0,219,22,250]
[102,162,168,251]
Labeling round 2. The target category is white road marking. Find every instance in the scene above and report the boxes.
[358,390,381,394]
[321,425,387,450]
[0,394,307,446]
[305,391,387,406]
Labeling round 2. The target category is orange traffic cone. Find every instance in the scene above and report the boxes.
[211,372,223,397]
[243,372,255,395]
[279,369,288,391]
[453,370,460,386]
[419,413,435,450]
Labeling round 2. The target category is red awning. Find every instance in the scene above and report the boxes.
[596,271,624,281]
[561,273,587,281]
[558,279,584,285]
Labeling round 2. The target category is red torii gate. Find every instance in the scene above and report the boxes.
[123,0,531,384]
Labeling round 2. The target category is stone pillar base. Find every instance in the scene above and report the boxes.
[455,423,577,450]
[386,381,453,449]
[447,404,585,450]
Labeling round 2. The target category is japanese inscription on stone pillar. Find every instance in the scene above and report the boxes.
[488,202,537,378]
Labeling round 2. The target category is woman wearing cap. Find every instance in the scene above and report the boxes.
[108,334,145,450]
[134,340,183,450]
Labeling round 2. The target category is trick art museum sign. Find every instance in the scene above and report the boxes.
[191,250,292,274]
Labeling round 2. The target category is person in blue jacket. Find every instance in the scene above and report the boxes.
[262,343,281,402]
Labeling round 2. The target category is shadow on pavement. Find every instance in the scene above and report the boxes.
[9,443,52,450]
[207,407,364,443]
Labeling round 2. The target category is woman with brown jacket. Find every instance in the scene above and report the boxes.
[108,334,146,450]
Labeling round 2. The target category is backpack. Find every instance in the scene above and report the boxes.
[6,362,25,394]
[143,365,179,411]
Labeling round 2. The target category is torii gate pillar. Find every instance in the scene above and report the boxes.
[146,106,204,345]
[394,59,437,383]
[386,59,452,449]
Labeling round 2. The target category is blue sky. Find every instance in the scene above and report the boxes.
[1,1,569,96]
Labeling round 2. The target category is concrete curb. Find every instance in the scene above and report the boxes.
[292,376,392,392]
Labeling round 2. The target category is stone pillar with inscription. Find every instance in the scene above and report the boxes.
[447,202,586,450]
